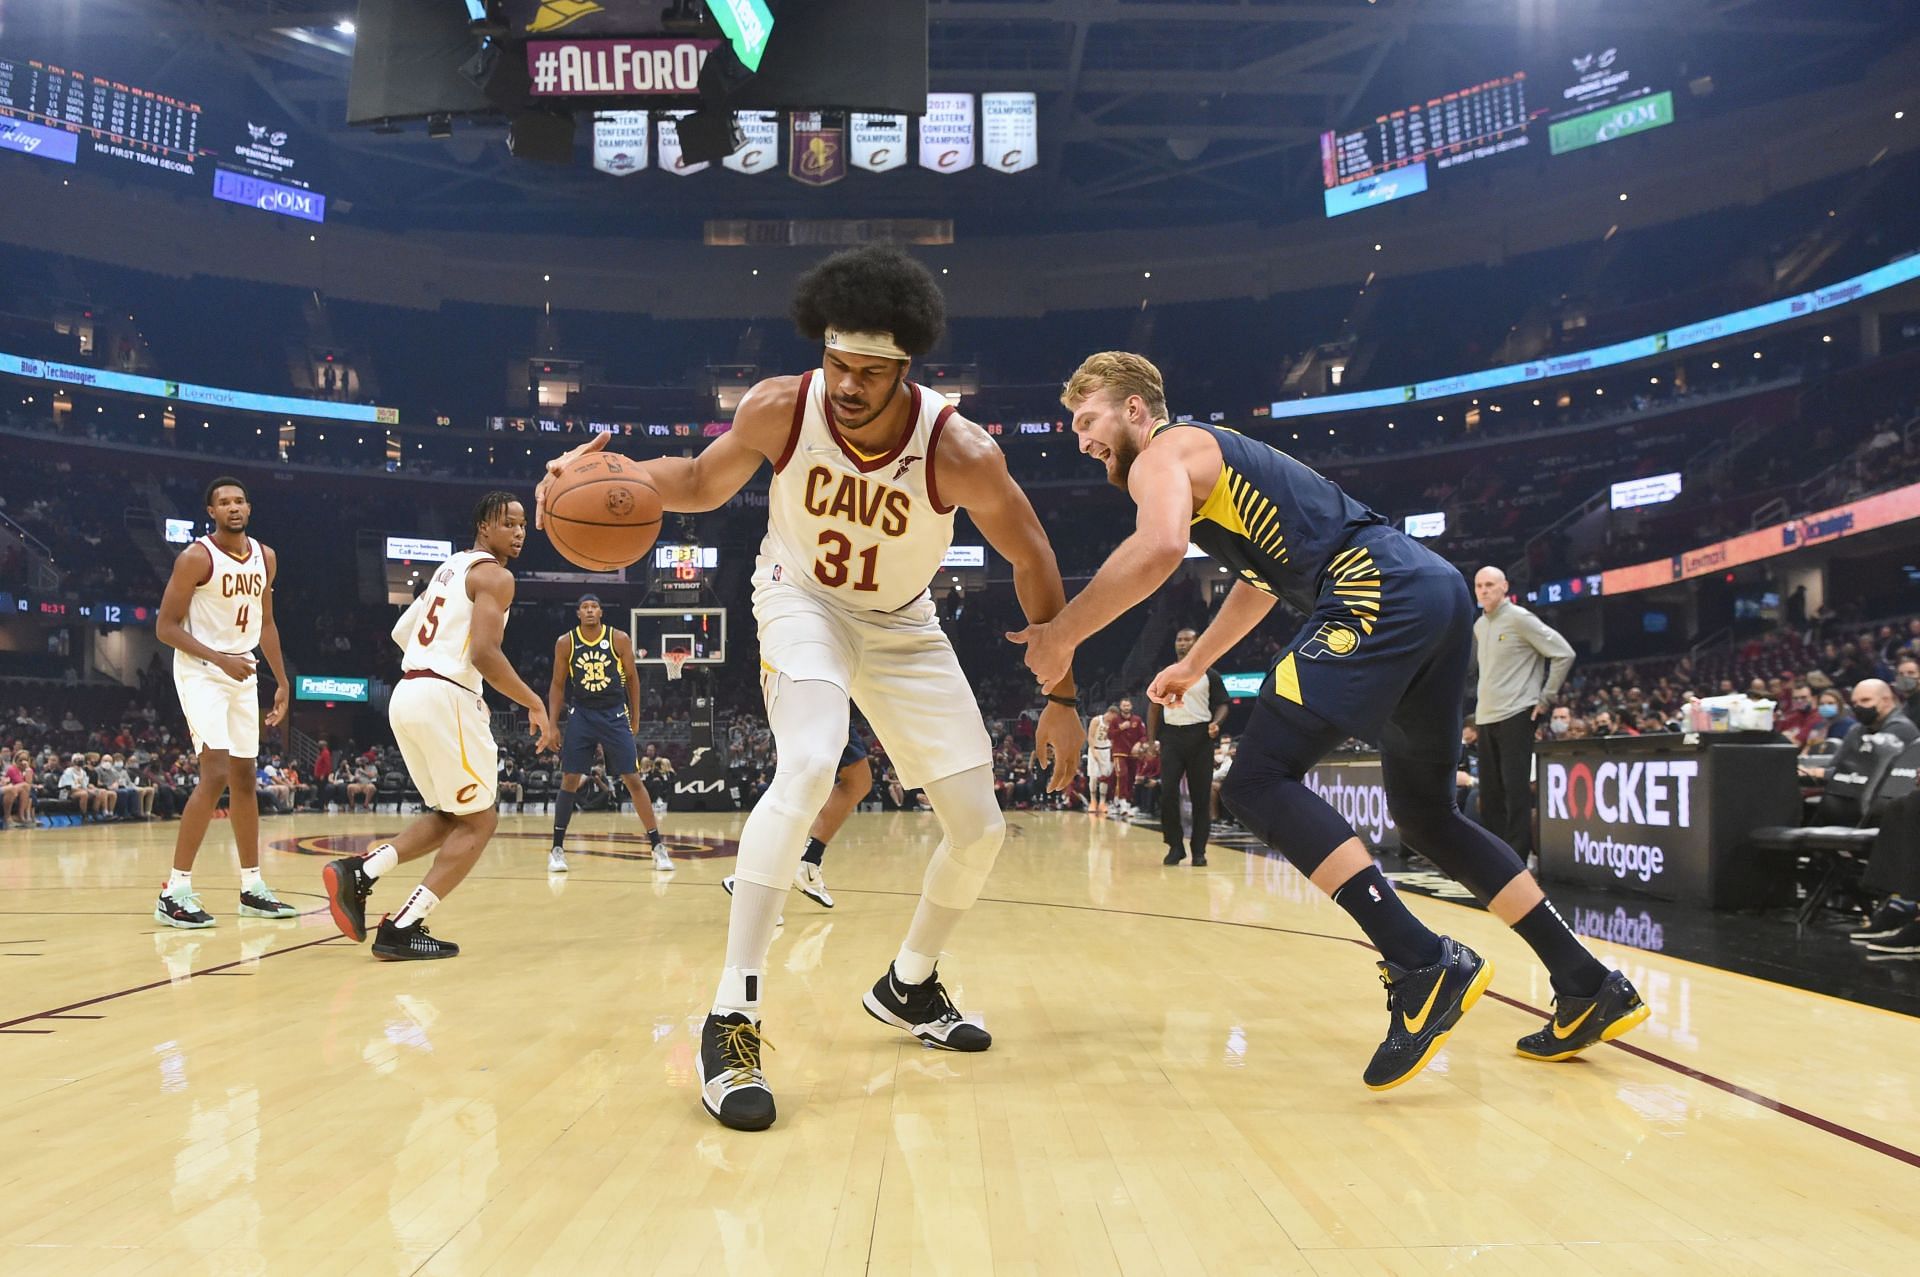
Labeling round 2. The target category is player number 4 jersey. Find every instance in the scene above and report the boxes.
[761,370,959,613]
[184,536,267,657]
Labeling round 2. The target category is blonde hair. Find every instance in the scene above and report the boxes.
[1061,351,1168,420]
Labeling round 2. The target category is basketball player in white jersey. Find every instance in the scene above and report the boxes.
[321,493,558,960]
[1085,705,1115,815]
[154,476,298,927]
[537,247,1083,1131]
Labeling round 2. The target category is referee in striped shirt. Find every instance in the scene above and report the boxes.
[1149,628,1229,866]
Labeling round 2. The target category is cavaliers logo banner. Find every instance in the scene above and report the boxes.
[592,111,648,175]
[722,111,780,175]
[850,113,907,173]
[788,111,846,187]
[658,111,709,176]
[981,92,1038,174]
[918,93,976,174]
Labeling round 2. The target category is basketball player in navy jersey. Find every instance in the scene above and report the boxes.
[724,721,872,908]
[1014,353,1646,1088]
[545,594,671,873]
[154,477,299,926]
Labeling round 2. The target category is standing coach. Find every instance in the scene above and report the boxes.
[1471,566,1572,864]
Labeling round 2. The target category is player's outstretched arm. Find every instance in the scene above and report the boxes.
[468,563,559,752]
[155,543,254,683]
[535,377,798,527]
[1009,434,1200,689]
[1147,583,1275,708]
[259,545,291,727]
[938,419,1084,790]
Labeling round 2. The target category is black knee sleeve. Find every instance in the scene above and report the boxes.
[1219,700,1359,877]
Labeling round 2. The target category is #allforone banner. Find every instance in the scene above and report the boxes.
[657,111,709,176]
[722,111,780,175]
[592,111,649,175]
[980,93,1037,174]
[721,111,779,175]
[850,113,908,173]
[918,93,976,174]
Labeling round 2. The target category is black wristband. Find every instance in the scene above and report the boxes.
[1046,693,1078,707]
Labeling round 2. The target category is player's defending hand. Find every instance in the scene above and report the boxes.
[212,652,256,683]
[264,682,290,728]
[1034,701,1085,793]
[1147,659,1202,708]
[528,703,561,754]
[533,431,611,530]
[1006,619,1075,689]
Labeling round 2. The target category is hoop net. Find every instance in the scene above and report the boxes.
[663,650,691,681]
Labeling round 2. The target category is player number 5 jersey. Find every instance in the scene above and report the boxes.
[761,370,958,613]
[394,550,498,693]
[184,536,267,657]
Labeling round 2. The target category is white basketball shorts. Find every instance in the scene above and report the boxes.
[173,652,260,759]
[390,674,497,815]
[752,562,992,790]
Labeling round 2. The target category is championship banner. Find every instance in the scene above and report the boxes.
[592,110,649,175]
[657,111,709,176]
[721,111,780,175]
[918,93,976,174]
[788,111,846,187]
[850,113,908,173]
[524,38,716,97]
[980,92,1037,174]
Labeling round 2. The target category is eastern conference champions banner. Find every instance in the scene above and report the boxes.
[918,93,977,173]
[592,111,649,175]
[980,93,1038,174]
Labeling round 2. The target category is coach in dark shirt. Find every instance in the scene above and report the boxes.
[1148,627,1230,867]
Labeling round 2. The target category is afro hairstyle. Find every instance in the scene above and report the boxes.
[788,246,946,358]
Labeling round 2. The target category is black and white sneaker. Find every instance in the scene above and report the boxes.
[238,883,299,919]
[1865,918,1920,955]
[696,1012,775,1130]
[154,889,216,929]
[371,916,460,960]
[861,963,992,1052]
[322,856,375,942]
[1850,900,1916,943]
[795,861,834,908]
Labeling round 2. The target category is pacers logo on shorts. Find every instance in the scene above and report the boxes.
[1301,622,1360,660]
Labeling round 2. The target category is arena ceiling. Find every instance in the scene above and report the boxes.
[4,0,1911,236]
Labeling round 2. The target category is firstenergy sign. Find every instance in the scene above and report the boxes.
[1543,759,1699,887]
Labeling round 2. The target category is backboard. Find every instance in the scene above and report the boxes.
[630,606,728,667]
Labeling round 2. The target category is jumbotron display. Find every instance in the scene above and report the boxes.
[0,53,205,176]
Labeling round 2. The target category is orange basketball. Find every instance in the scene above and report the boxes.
[542,453,663,571]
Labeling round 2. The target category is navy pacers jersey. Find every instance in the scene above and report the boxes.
[1160,419,1472,745]
[567,627,627,710]
[1158,420,1387,617]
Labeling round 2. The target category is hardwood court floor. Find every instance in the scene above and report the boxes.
[1,809,1917,1275]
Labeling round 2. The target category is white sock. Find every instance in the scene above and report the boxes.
[166,868,191,895]
[363,843,399,879]
[239,866,263,891]
[393,884,438,928]
[713,965,762,1018]
[893,946,939,986]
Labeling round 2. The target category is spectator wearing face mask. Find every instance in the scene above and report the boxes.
[1777,684,1821,747]
[1542,705,1573,741]
[1808,689,1857,748]
[1895,658,1920,703]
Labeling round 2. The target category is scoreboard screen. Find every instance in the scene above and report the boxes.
[0,54,206,177]
[1320,73,1530,189]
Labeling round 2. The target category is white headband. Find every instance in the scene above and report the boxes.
[825,328,910,361]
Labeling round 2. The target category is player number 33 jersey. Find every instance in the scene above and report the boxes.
[761,370,958,613]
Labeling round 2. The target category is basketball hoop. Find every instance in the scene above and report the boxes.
[663,649,691,682]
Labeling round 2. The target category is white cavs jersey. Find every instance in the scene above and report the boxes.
[761,370,958,613]
[184,535,267,657]
[395,550,497,693]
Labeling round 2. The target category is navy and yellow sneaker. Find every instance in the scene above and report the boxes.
[1364,936,1493,1091]
[1516,969,1649,1061]
[321,856,375,942]
[697,1012,776,1131]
